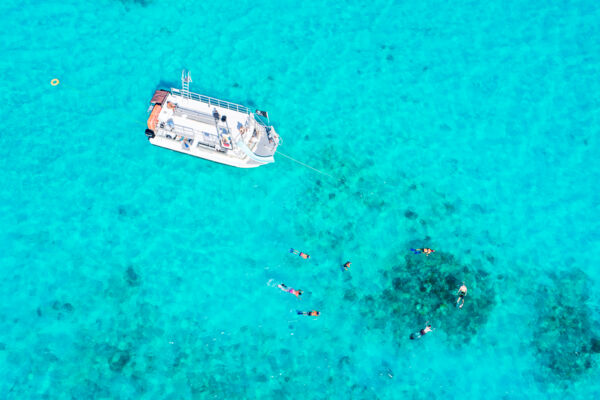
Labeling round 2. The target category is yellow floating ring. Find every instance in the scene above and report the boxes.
[50,78,60,86]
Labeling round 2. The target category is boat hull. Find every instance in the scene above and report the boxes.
[149,136,263,168]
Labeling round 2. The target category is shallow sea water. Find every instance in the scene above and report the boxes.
[1,0,599,398]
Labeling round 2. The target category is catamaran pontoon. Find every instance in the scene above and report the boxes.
[145,70,280,168]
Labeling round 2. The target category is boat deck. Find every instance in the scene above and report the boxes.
[147,89,278,168]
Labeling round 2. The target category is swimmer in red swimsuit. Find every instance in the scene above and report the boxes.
[290,248,310,259]
[278,283,302,297]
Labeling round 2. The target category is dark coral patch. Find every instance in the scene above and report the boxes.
[109,350,131,372]
[591,338,600,354]
[125,266,140,287]
[532,269,599,381]
[358,250,495,346]
[344,290,357,302]
[404,210,418,220]
[443,202,455,214]
[119,0,153,7]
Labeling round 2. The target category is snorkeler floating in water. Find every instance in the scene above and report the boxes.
[456,283,467,309]
[343,261,351,270]
[410,248,435,256]
[410,323,433,340]
[278,283,303,297]
[297,310,320,317]
[290,248,310,259]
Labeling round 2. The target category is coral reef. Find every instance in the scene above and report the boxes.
[358,249,496,346]
[532,269,600,381]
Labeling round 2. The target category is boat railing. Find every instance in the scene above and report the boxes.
[171,88,252,115]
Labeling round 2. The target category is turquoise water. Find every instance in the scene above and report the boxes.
[1,0,599,398]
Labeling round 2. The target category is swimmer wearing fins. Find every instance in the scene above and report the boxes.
[410,323,433,340]
[410,248,435,256]
[278,283,303,297]
[343,261,351,270]
[297,310,320,317]
[290,248,310,259]
[456,283,467,309]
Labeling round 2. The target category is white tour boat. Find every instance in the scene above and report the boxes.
[145,70,280,168]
